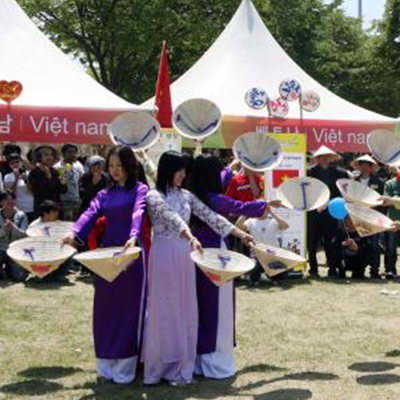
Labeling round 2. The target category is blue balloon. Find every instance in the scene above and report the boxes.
[328,197,348,220]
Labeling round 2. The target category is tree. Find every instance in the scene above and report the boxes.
[19,0,372,112]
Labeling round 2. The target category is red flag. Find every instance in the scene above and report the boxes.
[272,169,299,188]
[155,41,173,128]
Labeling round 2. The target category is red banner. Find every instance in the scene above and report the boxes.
[0,104,126,144]
[221,115,396,152]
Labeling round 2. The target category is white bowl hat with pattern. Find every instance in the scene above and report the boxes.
[74,246,141,283]
[233,132,283,172]
[172,98,222,140]
[336,179,382,208]
[252,244,306,277]
[7,237,76,278]
[109,111,161,151]
[26,221,74,240]
[367,129,400,167]
[346,203,394,237]
[191,248,255,287]
[276,177,331,211]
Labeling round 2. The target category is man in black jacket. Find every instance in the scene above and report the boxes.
[307,145,349,277]
[352,155,384,279]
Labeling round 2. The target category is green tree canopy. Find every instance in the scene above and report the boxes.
[19,0,395,117]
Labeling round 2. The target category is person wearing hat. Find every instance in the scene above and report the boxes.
[79,155,107,214]
[54,144,85,221]
[28,145,67,217]
[352,154,384,279]
[381,169,400,279]
[307,145,350,277]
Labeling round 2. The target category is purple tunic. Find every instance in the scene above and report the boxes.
[73,183,148,359]
[192,193,267,354]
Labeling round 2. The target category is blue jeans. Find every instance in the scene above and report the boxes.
[0,249,28,282]
[384,232,400,275]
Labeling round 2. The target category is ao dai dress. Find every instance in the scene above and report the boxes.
[143,188,234,385]
[192,193,267,378]
[73,183,148,384]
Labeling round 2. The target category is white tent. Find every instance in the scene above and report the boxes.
[0,0,145,144]
[143,0,395,151]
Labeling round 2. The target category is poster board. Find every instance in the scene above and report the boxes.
[265,133,307,259]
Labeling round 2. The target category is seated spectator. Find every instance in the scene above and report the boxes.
[29,200,60,228]
[4,153,34,222]
[28,200,71,282]
[28,146,67,217]
[238,206,289,286]
[334,217,374,279]
[0,190,29,282]
[79,155,107,213]
[54,144,85,221]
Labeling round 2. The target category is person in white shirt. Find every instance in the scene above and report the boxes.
[54,144,84,221]
[4,153,34,222]
[238,206,289,286]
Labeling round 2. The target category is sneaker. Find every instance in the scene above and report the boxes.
[386,272,398,280]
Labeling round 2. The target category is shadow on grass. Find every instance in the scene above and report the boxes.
[255,388,312,400]
[239,371,339,393]
[73,376,239,400]
[237,278,312,292]
[356,374,400,385]
[0,379,63,396]
[349,361,399,373]
[18,366,83,380]
[386,350,400,358]
[237,363,287,375]
[24,278,75,290]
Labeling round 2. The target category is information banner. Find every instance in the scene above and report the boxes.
[265,133,307,259]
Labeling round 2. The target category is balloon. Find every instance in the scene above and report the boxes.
[0,80,23,103]
[328,197,348,220]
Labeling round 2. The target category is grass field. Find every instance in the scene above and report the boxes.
[1,269,400,400]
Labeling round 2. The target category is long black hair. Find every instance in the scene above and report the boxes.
[106,145,138,189]
[190,155,223,205]
[156,151,186,195]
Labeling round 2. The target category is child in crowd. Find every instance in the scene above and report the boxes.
[238,206,289,286]
[0,190,29,282]
[29,200,60,228]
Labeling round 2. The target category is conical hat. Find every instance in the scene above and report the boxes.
[346,203,394,237]
[26,221,74,240]
[312,145,339,158]
[109,111,161,151]
[172,98,222,140]
[367,129,400,167]
[191,248,255,287]
[252,244,306,277]
[351,154,377,169]
[7,237,76,279]
[73,246,141,283]
[336,179,382,208]
[233,132,283,172]
[276,177,330,211]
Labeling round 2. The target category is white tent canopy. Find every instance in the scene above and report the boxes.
[0,0,141,110]
[143,0,392,123]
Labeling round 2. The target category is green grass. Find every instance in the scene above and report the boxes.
[1,270,400,400]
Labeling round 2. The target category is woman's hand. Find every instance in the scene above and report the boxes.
[233,227,254,247]
[268,199,282,209]
[62,233,77,247]
[190,237,203,254]
[123,237,136,251]
[379,196,396,207]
